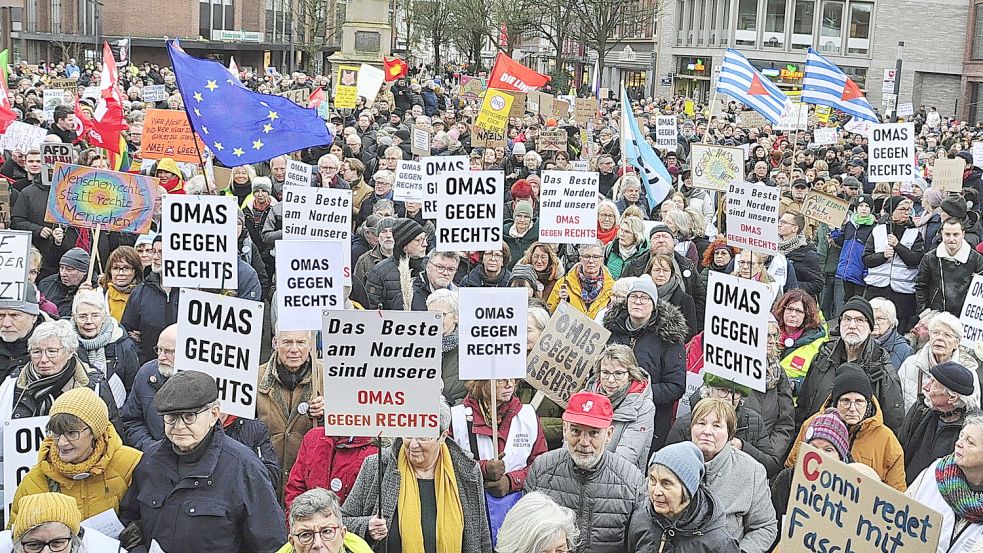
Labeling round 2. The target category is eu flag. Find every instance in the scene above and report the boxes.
[167,41,332,166]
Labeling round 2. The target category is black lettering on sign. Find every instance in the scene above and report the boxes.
[187,299,253,334]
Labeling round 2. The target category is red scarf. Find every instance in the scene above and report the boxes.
[597,224,618,245]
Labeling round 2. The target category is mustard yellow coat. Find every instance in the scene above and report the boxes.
[546,265,614,319]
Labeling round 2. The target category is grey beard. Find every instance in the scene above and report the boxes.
[158,363,176,378]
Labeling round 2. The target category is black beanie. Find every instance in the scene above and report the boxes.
[839,296,874,330]
[392,218,424,253]
[930,361,976,396]
[883,195,908,217]
[832,363,873,402]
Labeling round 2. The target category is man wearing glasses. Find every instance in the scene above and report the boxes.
[120,324,179,450]
[316,154,351,190]
[408,251,461,311]
[279,488,372,553]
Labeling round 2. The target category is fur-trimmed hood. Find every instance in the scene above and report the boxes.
[603,299,688,344]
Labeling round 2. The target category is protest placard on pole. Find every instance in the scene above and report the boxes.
[932,159,964,192]
[42,89,72,121]
[960,274,983,349]
[781,443,942,553]
[574,98,597,123]
[421,156,468,219]
[394,160,423,202]
[538,94,554,117]
[526,302,611,407]
[703,272,769,392]
[538,171,598,244]
[0,122,46,153]
[45,163,160,234]
[0,231,31,302]
[777,102,809,131]
[411,126,431,157]
[40,143,74,186]
[141,84,167,102]
[739,111,768,129]
[813,127,838,146]
[320,309,443,438]
[275,240,344,331]
[655,115,678,150]
[503,91,527,118]
[282,186,353,284]
[436,170,504,252]
[471,124,507,149]
[285,159,313,188]
[4,417,49,526]
[162,195,238,289]
[868,123,915,183]
[691,144,745,192]
[538,128,568,152]
[333,65,360,109]
[458,288,527,380]
[175,289,263,418]
[802,191,850,228]
[356,63,386,105]
[476,89,514,133]
[141,109,205,163]
[725,182,780,255]
[815,105,832,123]
[897,102,914,117]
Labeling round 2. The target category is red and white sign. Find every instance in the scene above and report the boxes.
[538,171,598,244]
[487,52,550,93]
[725,182,779,255]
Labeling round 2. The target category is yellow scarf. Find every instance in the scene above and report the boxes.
[44,433,108,479]
[106,285,131,322]
[397,442,464,553]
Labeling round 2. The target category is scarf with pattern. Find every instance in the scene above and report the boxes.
[577,264,605,307]
[935,453,983,523]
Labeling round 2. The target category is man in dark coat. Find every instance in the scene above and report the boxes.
[120,324,176,450]
[915,217,983,317]
[120,238,180,364]
[37,248,90,318]
[779,211,824,298]
[365,218,428,310]
[0,283,44,382]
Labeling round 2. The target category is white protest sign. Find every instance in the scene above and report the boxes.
[411,126,432,157]
[538,171,598,244]
[356,63,386,105]
[275,240,344,331]
[777,102,809,131]
[960,274,983,349]
[0,231,31,301]
[321,310,443,438]
[282,186,353,284]
[42,89,70,122]
[703,272,769,392]
[813,127,838,146]
[897,102,914,117]
[458,288,527,380]
[868,123,915,183]
[4,417,48,526]
[0,122,47,154]
[149,540,167,553]
[421,156,467,219]
[675,370,705,418]
[932,158,965,192]
[141,85,167,103]
[725,182,780,255]
[974,142,983,169]
[81,508,125,540]
[436,170,504,252]
[285,159,313,187]
[162,195,238,289]
[175,289,263,418]
[394,160,424,202]
[655,115,677,150]
[82,86,100,99]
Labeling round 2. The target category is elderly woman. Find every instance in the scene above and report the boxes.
[594,276,637,324]
[495,491,579,553]
[687,398,777,553]
[8,388,141,524]
[744,316,797,466]
[906,414,983,552]
[870,297,915,369]
[605,215,648,279]
[596,200,621,245]
[519,243,563,300]
[628,442,740,552]
[517,305,566,450]
[342,400,491,553]
[504,201,538,269]
[898,311,981,412]
[70,290,141,397]
[614,175,649,218]
[427,289,464,405]
[547,241,613,319]
[97,246,143,322]
[772,290,828,395]
[9,492,125,552]
[646,254,697,340]
[277,488,373,553]
[27,246,58,317]
[663,208,700,267]
[227,164,257,207]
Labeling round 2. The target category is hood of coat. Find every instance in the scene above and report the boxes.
[603,299,689,344]
[650,485,728,538]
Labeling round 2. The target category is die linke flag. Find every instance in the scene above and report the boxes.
[487,52,550,93]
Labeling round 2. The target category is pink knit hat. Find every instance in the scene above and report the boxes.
[804,408,850,461]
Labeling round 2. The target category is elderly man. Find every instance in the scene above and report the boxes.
[121,236,180,364]
[36,248,89,318]
[119,371,286,552]
[258,330,324,500]
[269,155,289,200]
[353,217,396,289]
[280,488,373,553]
[342,400,491,553]
[0,283,44,381]
[120,324,176,450]
[365,219,428,310]
[357,170,404,229]
[523,392,645,553]
[316,154,350,189]
[410,251,460,310]
[778,211,824,298]
[916,218,983,317]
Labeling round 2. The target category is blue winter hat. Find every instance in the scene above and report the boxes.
[648,441,705,497]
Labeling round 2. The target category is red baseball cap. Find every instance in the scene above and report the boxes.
[563,392,614,429]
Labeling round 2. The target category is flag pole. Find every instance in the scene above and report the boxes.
[620,81,629,171]
[703,84,720,145]
[167,40,214,183]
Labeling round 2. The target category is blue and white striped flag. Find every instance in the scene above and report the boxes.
[715,49,788,125]
[621,88,672,210]
[802,48,878,122]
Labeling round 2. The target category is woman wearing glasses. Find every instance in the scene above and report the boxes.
[96,246,143,323]
[8,387,141,525]
[70,290,141,399]
[8,492,126,553]
[897,312,981,412]
[278,489,372,553]
[771,290,828,396]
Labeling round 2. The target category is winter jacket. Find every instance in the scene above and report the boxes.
[364,254,425,310]
[815,223,842,274]
[352,243,387,288]
[11,180,67,271]
[627,487,741,553]
[622,251,705,331]
[785,243,824,298]
[661,285,697,341]
[584,378,655,471]
[120,270,181,365]
[915,241,983,317]
[906,459,983,552]
[897,344,981,413]
[834,218,876,285]
[342,438,492,553]
[702,444,778,553]
[605,301,687,452]
[666,399,780,477]
[516,381,565,450]
[462,265,512,288]
[546,264,615,319]
[503,223,539,269]
[120,360,168,450]
[899,402,968,486]
[524,449,646,553]
[1,358,121,432]
[440,343,466,405]
[742,370,796,475]
[286,431,378,508]
[863,216,924,294]
[119,425,287,553]
[778,324,829,393]
[74,320,142,394]
[873,327,914,373]
[222,415,281,493]
[36,274,82,318]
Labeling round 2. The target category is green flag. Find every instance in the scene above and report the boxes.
[0,50,8,85]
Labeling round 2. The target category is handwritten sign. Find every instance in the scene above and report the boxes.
[801,191,850,228]
[574,98,597,123]
[471,124,506,149]
[538,128,568,152]
[40,142,74,186]
[45,163,160,234]
[0,122,46,154]
[814,127,838,146]
[725,181,780,255]
[141,109,204,163]
[411,126,431,157]
[932,158,964,192]
[278,88,310,106]
[333,65,360,109]
[740,110,768,129]
[691,144,745,192]
[526,303,611,407]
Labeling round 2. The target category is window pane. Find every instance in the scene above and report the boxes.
[736,0,757,46]
[819,0,843,54]
[847,2,871,54]
[225,0,234,30]
[792,0,814,50]
[975,4,983,59]
[200,1,210,37]
[213,2,222,31]
[721,0,730,45]
[764,0,785,48]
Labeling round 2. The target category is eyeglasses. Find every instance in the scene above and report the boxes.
[75,313,104,323]
[841,315,869,327]
[581,254,603,261]
[111,265,135,273]
[598,213,616,220]
[293,527,341,545]
[406,436,438,444]
[485,252,505,259]
[46,427,89,442]
[163,408,210,426]
[154,346,176,357]
[151,249,163,258]
[21,537,72,553]
[626,293,652,304]
[318,165,339,171]
[412,236,428,246]
[28,347,63,359]
[600,370,629,380]
[428,262,457,274]
[837,398,868,410]
[784,306,806,315]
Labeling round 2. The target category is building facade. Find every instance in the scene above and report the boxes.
[962,0,983,122]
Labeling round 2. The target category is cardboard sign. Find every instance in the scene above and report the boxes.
[813,127,838,146]
[275,240,344,331]
[394,160,423,202]
[740,110,768,129]
[162,195,238,289]
[0,122,46,153]
[725,181,780,255]
[538,128,568,152]
[320,309,443,438]
[175,289,263,418]
[333,65,360,109]
[503,91,527,118]
[574,98,597,123]
[40,142,73,186]
[46,163,160,234]
[974,142,983,169]
[552,98,570,119]
[703,272,770,392]
[691,144,745,192]
[421,156,468,219]
[356,63,386,105]
[285,159,313,188]
[142,109,204,163]
[436,170,504,252]
[526,302,611,407]
[458,288,528,380]
[476,89,514,133]
[4,417,49,525]
[655,115,678,150]
[932,158,964,192]
[802,191,850,228]
[48,77,78,89]
[411,126,431,157]
[781,444,942,553]
[897,102,914,117]
[460,76,486,100]
[210,166,233,191]
[960,274,983,349]
[282,187,353,285]
[538,170,598,244]
[0,231,30,302]
[538,94,554,117]
[471,124,507,149]
[868,123,915,183]
[141,84,167,102]
[526,92,541,115]
[277,88,311,106]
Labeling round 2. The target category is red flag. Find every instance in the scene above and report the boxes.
[84,42,126,154]
[0,72,16,133]
[840,78,864,102]
[487,52,549,93]
[384,57,408,82]
[308,87,326,108]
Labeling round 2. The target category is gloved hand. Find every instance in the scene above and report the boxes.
[484,476,511,498]
[119,521,143,550]
[483,458,506,482]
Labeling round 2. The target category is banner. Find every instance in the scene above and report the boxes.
[690,144,745,192]
[4,417,49,525]
[321,310,443,438]
[175,289,263,419]
[394,160,423,202]
[655,115,678,150]
[275,240,344,331]
[868,123,915,183]
[959,274,983,349]
[487,52,550,93]
[0,121,46,153]
[421,156,467,219]
[538,170,598,244]
[141,109,204,163]
[932,159,964,192]
[162,195,238,289]
[282,186,353,285]
[0,231,32,302]
[703,272,769,392]
[40,142,73,186]
[45,163,160,234]
[725,182,780,255]
[333,65,360,109]
[436,170,504,252]
[141,85,167,102]
[356,63,386,105]
[802,191,850,228]
[526,302,611,407]
[285,159,313,188]
[475,89,514,133]
[458,288,527,380]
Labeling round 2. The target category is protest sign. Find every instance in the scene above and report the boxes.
[282,186,353,284]
[690,144,745,192]
[539,128,568,152]
[162,195,238,289]
[460,76,486,100]
[46,163,159,234]
[42,89,71,121]
[0,231,32,302]
[703,272,770,392]
[333,65,360,109]
[815,105,832,123]
[526,302,611,407]
[655,115,677,150]
[472,124,507,149]
[275,240,344,331]
[0,122,46,153]
[675,369,706,418]
[932,158,964,192]
[684,99,695,116]
[552,98,570,119]
[421,156,468,219]
[740,110,767,128]
[476,89,514,133]
[802,191,850,228]
[4,417,48,526]
[503,91,526,117]
[525,92,541,115]
[277,88,310,106]
[394,160,423,202]
[141,84,167,102]
[356,63,386,105]
[960,274,983,349]
[574,98,597,123]
[210,166,233,191]
[48,77,78,89]
[974,142,983,169]
[411,126,431,156]
[176,289,263,418]
[538,94,554,117]
[458,288,527,380]
[82,86,100,99]
[285,159,313,188]
[142,109,204,163]
[725,181,780,255]
[320,309,443,438]
[897,102,914,117]
[538,171,598,244]
[813,127,837,146]
[40,142,73,186]
[777,102,809,131]
[868,123,915,183]
[781,444,942,553]
[436,170,504,251]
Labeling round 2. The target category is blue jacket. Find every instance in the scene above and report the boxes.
[120,360,167,450]
[421,89,439,116]
[235,258,263,301]
[834,219,875,285]
[876,327,914,371]
[223,416,282,493]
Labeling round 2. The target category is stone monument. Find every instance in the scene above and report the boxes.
[327,0,392,67]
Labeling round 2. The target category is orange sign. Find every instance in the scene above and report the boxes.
[141,109,205,163]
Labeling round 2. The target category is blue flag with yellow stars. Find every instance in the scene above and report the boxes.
[167,41,332,166]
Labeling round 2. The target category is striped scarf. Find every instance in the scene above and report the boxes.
[935,454,983,523]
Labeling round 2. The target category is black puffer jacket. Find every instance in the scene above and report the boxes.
[621,251,705,331]
[364,254,425,310]
[784,243,824,298]
[898,402,967,486]
[915,243,983,317]
[665,399,779,477]
[627,486,740,553]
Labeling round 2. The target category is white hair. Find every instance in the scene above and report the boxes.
[426,288,459,312]
[184,174,209,195]
[71,289,109,318]
[496,492,579,553]
[869,297,898,328]
[27,320,79,354]
[929,311,964,342]
[528,306,551,331]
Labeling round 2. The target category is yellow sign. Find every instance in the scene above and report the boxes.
[684,99,695,116]
[816,105,832,123]
[475,89,514,133]
[333,65,360,109]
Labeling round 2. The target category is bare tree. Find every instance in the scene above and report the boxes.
[295,0,343,73]
[527,0,578,90]
[412,0,455,67]
[447,0,491,68]
[570,0,661,87]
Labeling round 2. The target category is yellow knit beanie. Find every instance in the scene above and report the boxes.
[12,492,82,541]
[49,388,110,436]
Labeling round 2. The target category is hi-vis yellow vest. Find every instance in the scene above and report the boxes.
[779,324,829,386]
